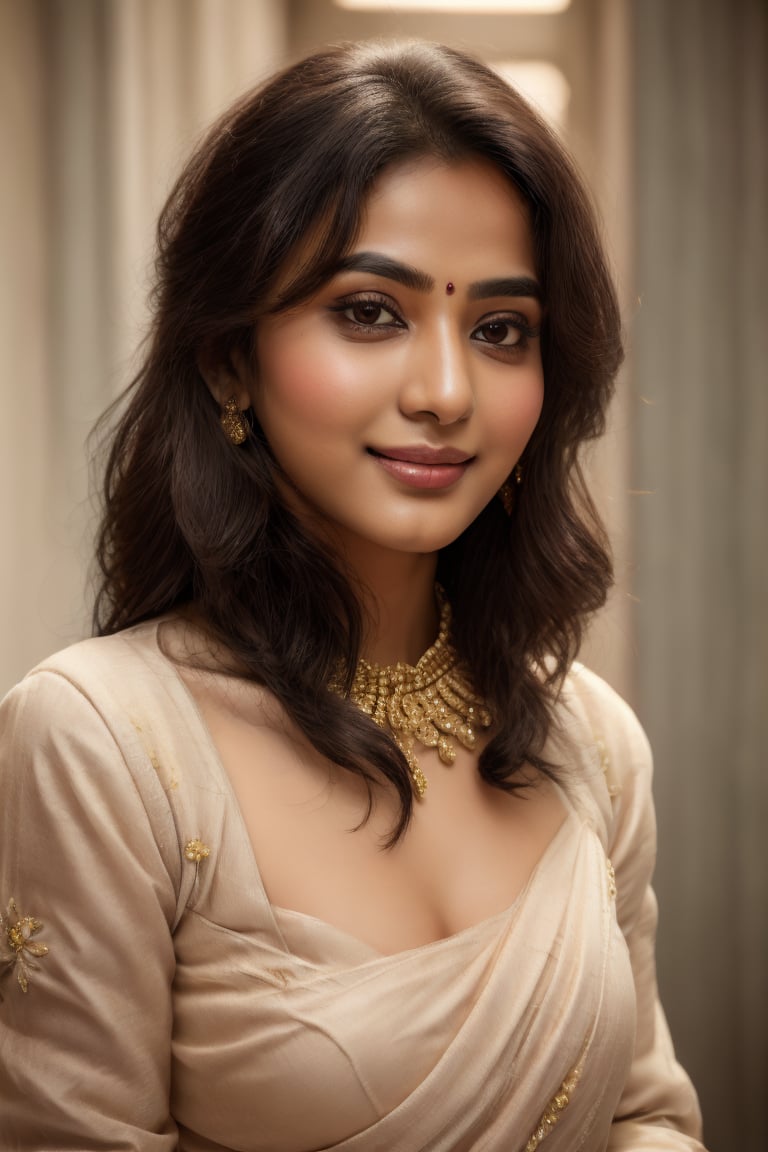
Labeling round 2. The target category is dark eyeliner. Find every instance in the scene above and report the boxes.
[475,310,540,339]
[472,313,541,352]
[328,291,403,317]
[327,291,406,332]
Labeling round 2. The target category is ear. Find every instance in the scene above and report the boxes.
[197,343,254,412]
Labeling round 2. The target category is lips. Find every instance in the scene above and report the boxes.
[368,445,474,465]
[367,445,474,490]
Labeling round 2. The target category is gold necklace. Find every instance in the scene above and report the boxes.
[338,594,493,797]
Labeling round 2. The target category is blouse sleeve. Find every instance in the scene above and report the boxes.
[0,668,179,1150]
[572,668,706,1150]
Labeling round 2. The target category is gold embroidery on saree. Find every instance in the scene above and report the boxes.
[0,898,50,996]
[184,838,211,864]
[524,1043,587,1150]
[184,838,211,895]
[596,735,621,797]
[130,718,179,791]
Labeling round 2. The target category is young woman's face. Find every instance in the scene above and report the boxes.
[250,157,544,560]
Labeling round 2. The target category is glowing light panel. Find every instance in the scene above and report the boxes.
[335,1,571,13]
[493,60,570,132]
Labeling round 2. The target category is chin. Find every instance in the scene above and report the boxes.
[371,522,475,555]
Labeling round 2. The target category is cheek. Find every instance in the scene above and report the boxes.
[488,373,545,449]
[256,329,371,428]
[522,379,546,431]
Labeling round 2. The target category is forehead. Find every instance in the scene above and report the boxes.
[267,155,537,311]
[353,156,536,275]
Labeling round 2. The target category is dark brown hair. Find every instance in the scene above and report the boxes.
[94,40,622,841]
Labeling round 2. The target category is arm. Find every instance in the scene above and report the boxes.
[575,670,705,1149]
[0,669,179,1150]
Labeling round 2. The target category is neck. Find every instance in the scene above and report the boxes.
[344,547,440,667]
[275,482,441,667]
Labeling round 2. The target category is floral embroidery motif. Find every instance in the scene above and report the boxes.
[596,736,621,797]
[184,839,211,893]
[524,1047,586,1150]
[131,718,179,791]
[265,967,290,988]
[606,857,617,900]
[184,839,211,863]
[0,898,49,995]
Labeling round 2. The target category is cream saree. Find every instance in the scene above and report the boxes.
[0,622,705,1150]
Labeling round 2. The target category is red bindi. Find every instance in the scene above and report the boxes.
[446,282,455,295]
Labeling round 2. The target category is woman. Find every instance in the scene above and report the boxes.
[0,39,705,1151]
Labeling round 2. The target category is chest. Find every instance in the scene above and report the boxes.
[184,672,568,955]
[168,762,633,1152]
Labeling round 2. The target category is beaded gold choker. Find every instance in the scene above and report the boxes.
[338,594,492,797]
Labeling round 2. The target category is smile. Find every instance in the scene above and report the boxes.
[367,446,474,490]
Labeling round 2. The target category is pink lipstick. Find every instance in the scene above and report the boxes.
[368,445,474,490]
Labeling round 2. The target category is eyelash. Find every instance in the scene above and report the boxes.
[329,292,540,356]
[473,315,540,354]
[329,293,406,334]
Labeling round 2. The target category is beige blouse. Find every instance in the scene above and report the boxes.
[0,619,706,1150]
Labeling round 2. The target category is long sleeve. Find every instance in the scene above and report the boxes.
[0,668,179,1150]
[570,667,706,1150]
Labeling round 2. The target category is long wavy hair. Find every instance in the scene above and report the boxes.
[94,40,622,842]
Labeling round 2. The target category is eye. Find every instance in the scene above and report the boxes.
[329,292,405,335]
[474,320,520,346]
[348,301,394,326]
[471,313,539,353]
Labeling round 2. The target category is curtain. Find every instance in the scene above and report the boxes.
[0,0,286,692]
[630,2,768,1148]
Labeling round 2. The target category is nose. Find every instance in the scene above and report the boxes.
[398,321,474,426]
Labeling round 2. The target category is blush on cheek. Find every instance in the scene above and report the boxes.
[527,390,545,430]
[497,388,544,443]
[259,348,364,423]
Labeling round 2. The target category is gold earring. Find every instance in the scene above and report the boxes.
[220,396,248,445]
[498,464,523,516]
[498,482,515,515]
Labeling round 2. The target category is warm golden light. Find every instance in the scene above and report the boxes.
[335,1,571,12]
[493,61,570,132]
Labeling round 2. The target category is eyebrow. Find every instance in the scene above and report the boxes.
[333,252,435,293]
[332,252,541,302]
[468,276,541,301]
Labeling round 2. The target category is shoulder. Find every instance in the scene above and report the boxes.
[0,621,190,913]
[2,616,169,756]
[547,662,655,851]
[558,662,651,771]
[1,623,162,768]
[0,619,184,826]
[24,618,166,692]
[2,617,194,735]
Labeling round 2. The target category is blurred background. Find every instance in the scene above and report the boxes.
[1,1,765,1147]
